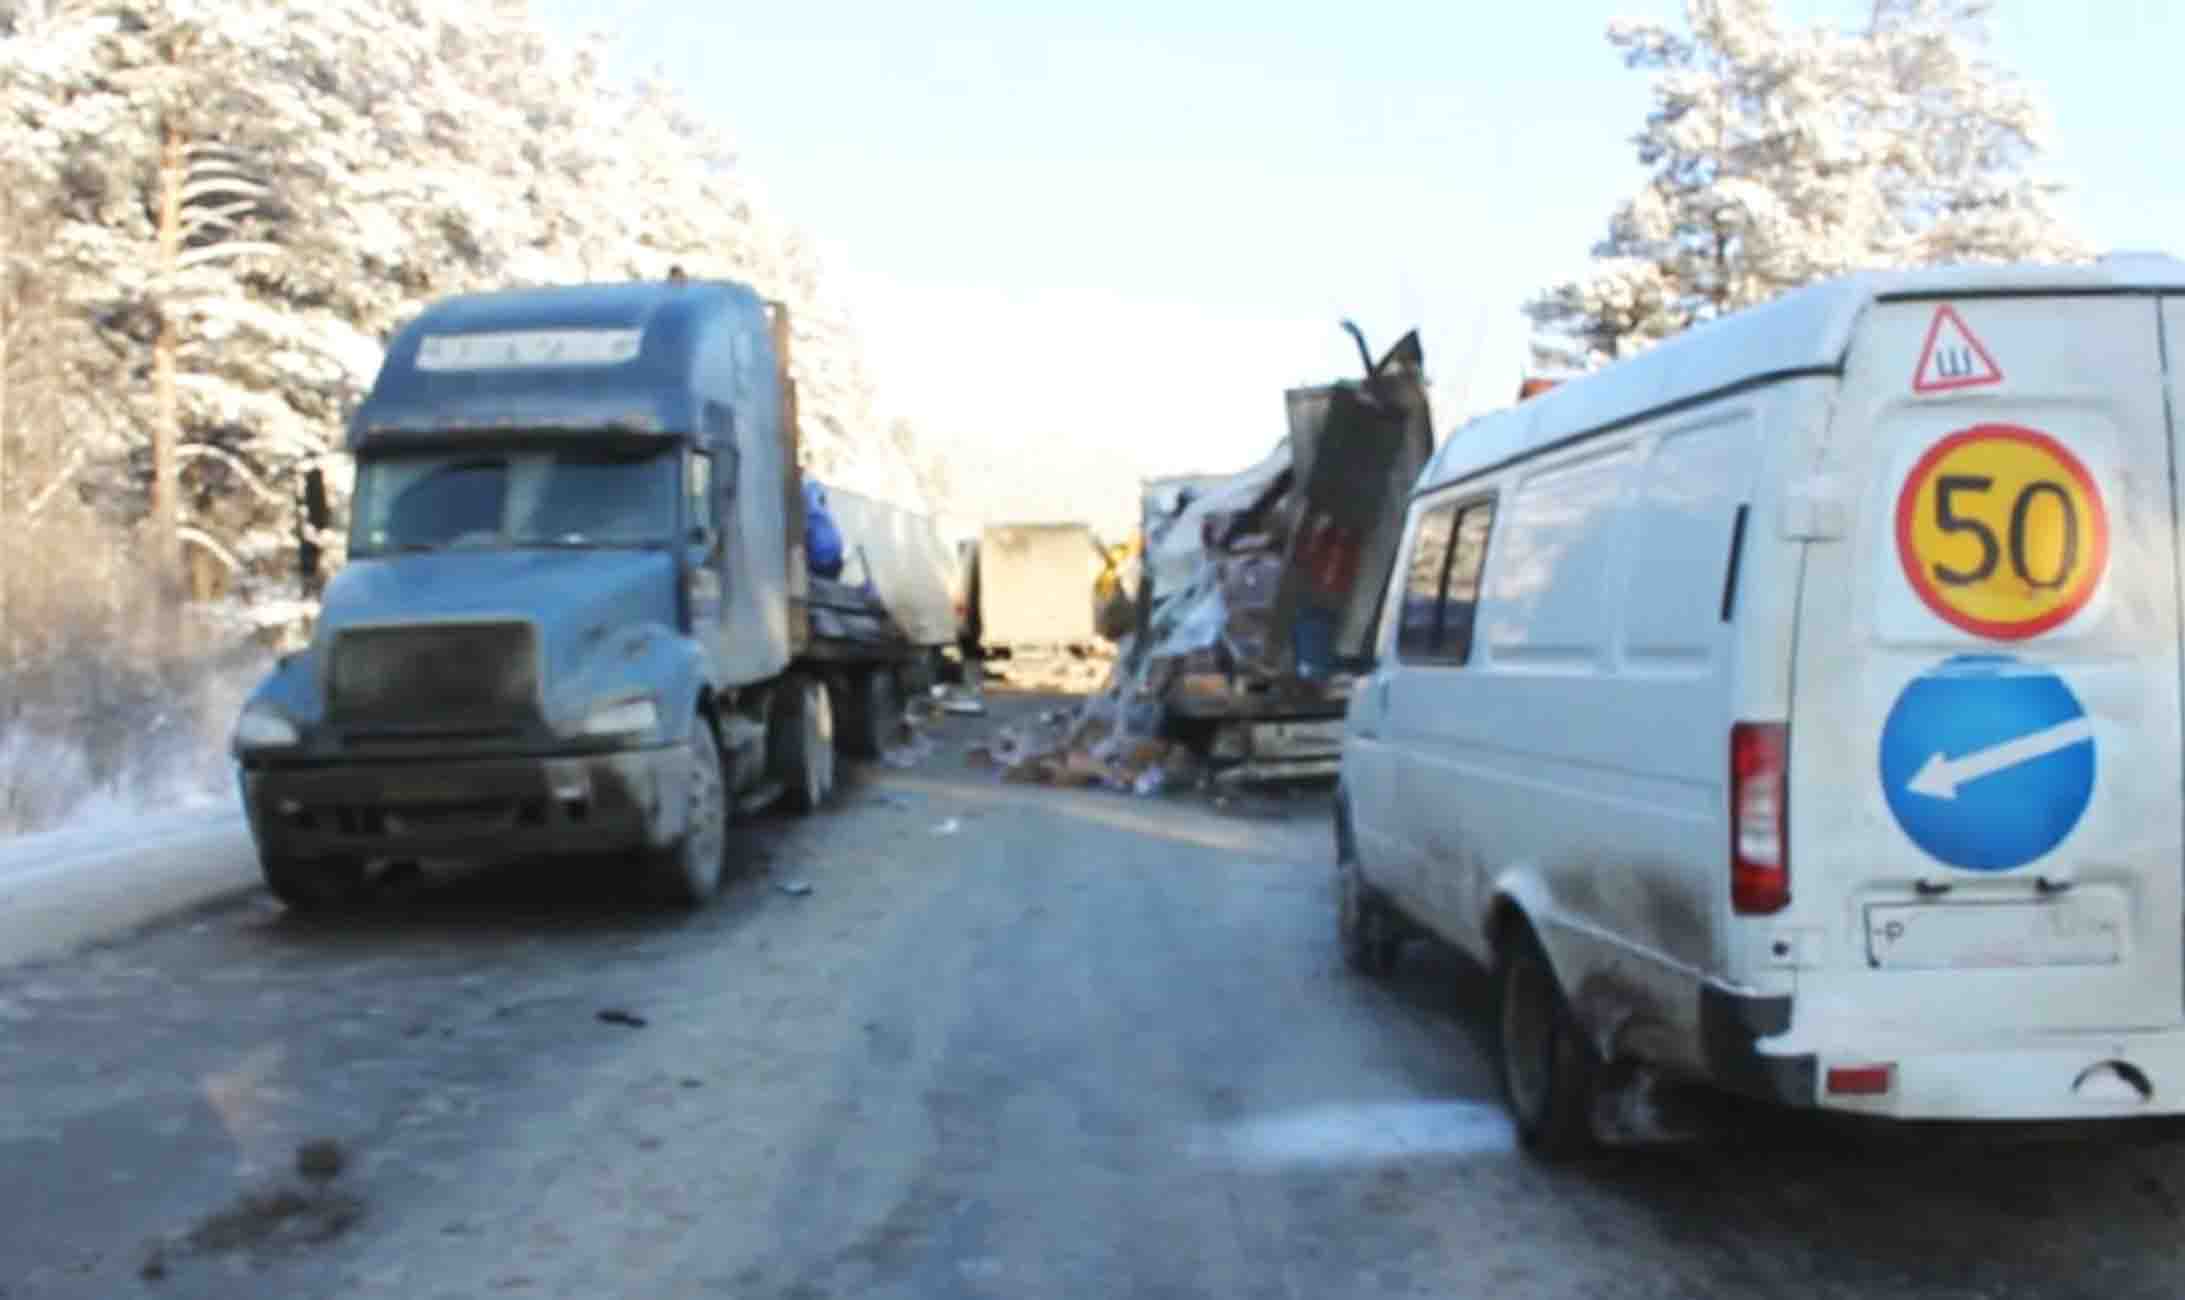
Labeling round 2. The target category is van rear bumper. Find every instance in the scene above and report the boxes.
[1703,986,2185,1120]
[1796,1030,2185,1121]
[1701,985,1816,1105]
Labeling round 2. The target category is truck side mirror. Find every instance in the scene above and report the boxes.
[297,466,330,588]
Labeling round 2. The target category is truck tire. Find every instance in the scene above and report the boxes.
[260,856,366,911]
[902,649,940,699]
[844,666,900,760]
[646,714,728,907]
[1497,925,1598,1160]
[780,675,836,814]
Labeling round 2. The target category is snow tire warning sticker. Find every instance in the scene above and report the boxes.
[1894,424,2108,641]
[1912,304,2003,394]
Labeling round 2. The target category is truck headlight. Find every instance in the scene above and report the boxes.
[232,707,300,750]
[581,696,659,737]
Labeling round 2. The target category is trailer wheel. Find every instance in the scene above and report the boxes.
[781,675,836,814]
[646,713,728,907]
[1497,925,1598,1160]
[845,666,901,759]
[260,855,367,912]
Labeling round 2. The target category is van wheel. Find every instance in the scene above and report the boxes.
[844,666,900,760]
[647,714,728,907]
[1497,927,1598,1160]
[780,676,836,814]
[1334,796,1400,977]
[1337,859,1401,977]
[260,856,366,912]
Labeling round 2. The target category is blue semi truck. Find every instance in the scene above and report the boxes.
[229,277,945,908]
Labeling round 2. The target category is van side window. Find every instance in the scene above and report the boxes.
[1396,503,1458,661]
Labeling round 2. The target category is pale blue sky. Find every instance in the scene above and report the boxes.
[535,0,2182,493]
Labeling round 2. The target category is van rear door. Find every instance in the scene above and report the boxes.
[1785,293,2183,1041]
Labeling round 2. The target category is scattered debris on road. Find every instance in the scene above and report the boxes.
[966,675,1203,796]
[981,644,1117,695]
[143,1169,366,1281]
[933,818,961,835]
[596,1008,648,1028]
[295,1137,347,1182]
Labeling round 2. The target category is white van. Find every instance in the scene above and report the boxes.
[1335,254,2185,1156]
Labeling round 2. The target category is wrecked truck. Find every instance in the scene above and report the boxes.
[230,277,940,910]
[1123,328,1434,782]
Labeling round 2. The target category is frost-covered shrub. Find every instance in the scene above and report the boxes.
[0,507,260,835]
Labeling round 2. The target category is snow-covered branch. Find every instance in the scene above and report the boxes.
[171,241,282,274]
[177,443,286,507]
[23,445,86,518]
[175,524,241,572]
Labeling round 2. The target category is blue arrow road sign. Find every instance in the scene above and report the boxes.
[1877,654,2096,873]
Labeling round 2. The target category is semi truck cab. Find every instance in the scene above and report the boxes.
[232,277,845,909]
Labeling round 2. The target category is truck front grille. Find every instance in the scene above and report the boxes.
[327,621,540,733]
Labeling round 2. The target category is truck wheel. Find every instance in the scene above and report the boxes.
[902,650,939,699]
[845,666,900,760]
[1497,926,1598,1160]
[260,856,366,911]
[647,714,728,907]
[781,675,836,814]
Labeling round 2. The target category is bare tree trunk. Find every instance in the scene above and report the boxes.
[151,118,184,606]
[1,184,12,660]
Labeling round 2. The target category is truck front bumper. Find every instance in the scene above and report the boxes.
[239,745,691,864]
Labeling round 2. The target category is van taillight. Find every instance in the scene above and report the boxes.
[1731,721,1789,915]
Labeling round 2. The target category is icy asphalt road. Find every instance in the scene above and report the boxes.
[5,692,2185,1299]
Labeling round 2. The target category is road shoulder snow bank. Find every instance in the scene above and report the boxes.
[0,808,255,972]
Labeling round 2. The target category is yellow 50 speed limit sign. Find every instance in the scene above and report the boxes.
[1894,423,2109,640]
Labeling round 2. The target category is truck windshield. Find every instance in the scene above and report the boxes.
[349,445,680,554]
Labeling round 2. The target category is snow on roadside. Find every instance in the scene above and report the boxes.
[0,650,266,842]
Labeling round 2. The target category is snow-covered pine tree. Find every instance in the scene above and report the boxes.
[1529,0,2085,370]
[0,0,957,620]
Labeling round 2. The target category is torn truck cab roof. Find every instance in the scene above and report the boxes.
[348,278,772,448]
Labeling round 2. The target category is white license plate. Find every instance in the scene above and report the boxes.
[378,775,459,805]
[1865,898,2123,970]
[1251,720,1345,759]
